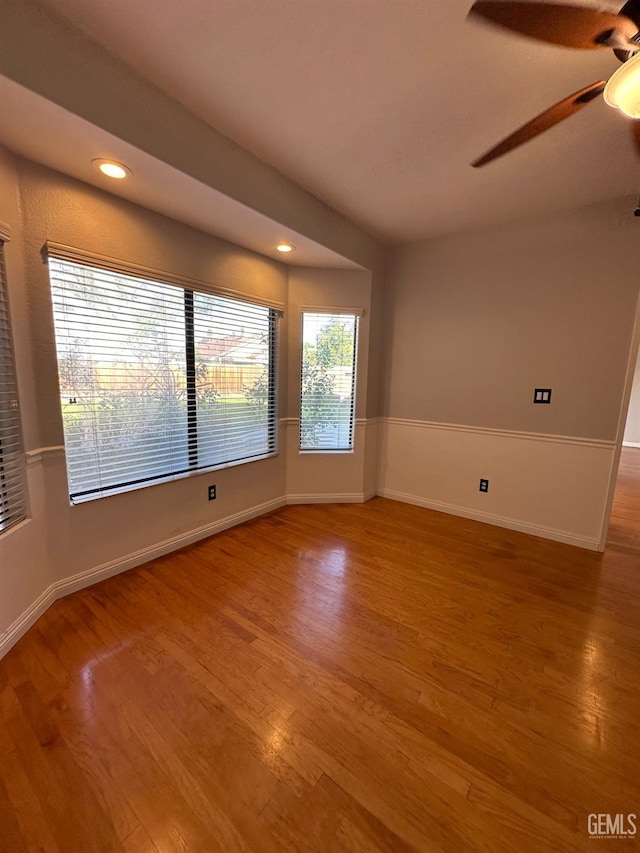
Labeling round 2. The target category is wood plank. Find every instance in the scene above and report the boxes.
[2,497,640,851]
[608,446,640,549]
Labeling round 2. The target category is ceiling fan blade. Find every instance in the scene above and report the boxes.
[472,81,605,167]
[621,0,640,30]
[469,2,638,49]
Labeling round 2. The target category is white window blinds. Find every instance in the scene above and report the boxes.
[300,311,359,451]
[0,238,26,532]
[48,256,278,503]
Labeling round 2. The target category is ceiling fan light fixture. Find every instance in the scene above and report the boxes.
[604,52,640,118]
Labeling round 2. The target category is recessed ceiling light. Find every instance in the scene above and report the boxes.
[276,242,295,253]
[92,159,132,179]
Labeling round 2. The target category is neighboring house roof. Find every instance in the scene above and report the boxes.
[197,334,264,363]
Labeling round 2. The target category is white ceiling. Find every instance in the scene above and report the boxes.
[11,0,640,246]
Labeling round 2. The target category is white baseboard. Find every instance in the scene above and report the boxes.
[286,492,374,505]
[623,441,640,449]
[378,488,602,551]
[0,585,58,662]
[0,496,286,660]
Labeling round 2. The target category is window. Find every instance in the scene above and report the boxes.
[48,255,278,503]
[0,237,26,532]
[300,311,359,451]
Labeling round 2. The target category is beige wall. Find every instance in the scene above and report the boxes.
[285,267,372,420]
[380,199,640,548]
[383,202,639,439]
[285,267,377,500]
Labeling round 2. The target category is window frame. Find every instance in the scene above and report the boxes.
[46,248,282,504]
[299,309,360,453]
[0,228,27,534]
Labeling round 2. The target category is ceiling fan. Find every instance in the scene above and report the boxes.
[468,1,640,166]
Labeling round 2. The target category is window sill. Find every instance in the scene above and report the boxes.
[298,449,354,455]
[0,517,32,539]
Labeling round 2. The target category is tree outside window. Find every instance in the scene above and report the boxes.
[300,313,358,451]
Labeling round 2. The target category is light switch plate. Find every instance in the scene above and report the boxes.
[534,388,552,404]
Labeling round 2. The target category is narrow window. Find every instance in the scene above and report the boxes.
[0,239,26,532]
[300,311,358,451]
[48,257,278,503]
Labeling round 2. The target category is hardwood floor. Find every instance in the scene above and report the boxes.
[608,446,640,549]
[2,498,640,852]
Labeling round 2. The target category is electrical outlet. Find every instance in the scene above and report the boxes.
[479,479,489,493]
[208,484,217,501]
